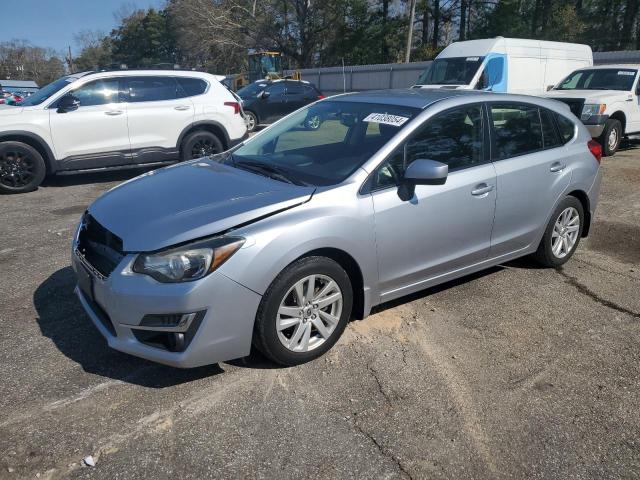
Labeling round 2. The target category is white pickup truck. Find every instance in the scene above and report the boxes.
[545,64,640,155]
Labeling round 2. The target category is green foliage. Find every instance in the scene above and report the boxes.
[68,0,640,73]
[110,9,178,68]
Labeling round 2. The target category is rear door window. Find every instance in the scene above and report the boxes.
[285,82,305,95]
[540,109,562,148]
[490,103,543,159]
[127,76,179,103]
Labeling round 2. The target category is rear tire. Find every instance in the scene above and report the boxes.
[245,111,258,133]
[253,256,353,366]
[598,119,622,156]
[0,141,46,194]
[533,196,584,268]
[180,130,223,161]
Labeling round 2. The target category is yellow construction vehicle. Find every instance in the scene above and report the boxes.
[232,50,301,91]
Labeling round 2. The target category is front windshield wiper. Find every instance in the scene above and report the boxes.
[232,158,309,186]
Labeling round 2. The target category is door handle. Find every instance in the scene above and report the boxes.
[471,184,494,196]
[174,105,191,111]
[550,162,566,172]
[105,110,123,116]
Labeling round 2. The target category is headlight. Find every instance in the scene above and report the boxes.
[133,236,244,283]
[581,103,606,119]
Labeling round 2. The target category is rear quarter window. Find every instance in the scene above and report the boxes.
[555,114,576,144]
[177,77,208,97]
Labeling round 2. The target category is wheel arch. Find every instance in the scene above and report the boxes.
[0,131,56,174]
[609,110,626,133]
[297,248,366,320]
[567,189,591,237]
[177,121,231,153]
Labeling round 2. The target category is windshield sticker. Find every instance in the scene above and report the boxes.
[466,57,480,61]
[618,71,635,75]
[363,113,410,127]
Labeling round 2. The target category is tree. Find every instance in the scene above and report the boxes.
[73,30,113,71]
[0,40,65,86]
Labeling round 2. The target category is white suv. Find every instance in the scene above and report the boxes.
[0,70,248,193]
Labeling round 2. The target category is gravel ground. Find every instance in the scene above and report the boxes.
[0,146,639,479]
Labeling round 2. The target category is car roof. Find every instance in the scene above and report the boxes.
[575,64,640,70]
[82,69,218,79]
[330,88,491,109]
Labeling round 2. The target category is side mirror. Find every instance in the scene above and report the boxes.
[546,85,555,91]
[404,159,448,185]
[259,90,270,99]
[398,159,448,201]
[57,94,80,113]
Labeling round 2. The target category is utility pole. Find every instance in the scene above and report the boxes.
[66,46,74,74]
[405,0,417,63]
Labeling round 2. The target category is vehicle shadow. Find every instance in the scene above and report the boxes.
[41,166,161,188]
[34,267,223,387]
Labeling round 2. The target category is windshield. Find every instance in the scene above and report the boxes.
[416,56,484,86]
[226,100,420,186]
[18,76,77,106]
[555,69,638,91]
[237,82,270,98]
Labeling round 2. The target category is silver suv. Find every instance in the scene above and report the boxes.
[72,90,602,367]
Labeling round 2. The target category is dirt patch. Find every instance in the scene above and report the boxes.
[583,220,640,264]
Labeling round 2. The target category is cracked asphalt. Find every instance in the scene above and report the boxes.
[1,145,639,479]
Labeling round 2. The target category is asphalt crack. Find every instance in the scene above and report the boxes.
[558,269,640,319]
[367,363,393,405]
[352,419,414,480]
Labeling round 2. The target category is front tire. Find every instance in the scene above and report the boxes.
[533,196,584,267]
[180,130,223,161]
[599,118,622,156]
[253,256,353,366]
[0,141,46,194]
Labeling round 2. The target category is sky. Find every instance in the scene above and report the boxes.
[1,0,166,54]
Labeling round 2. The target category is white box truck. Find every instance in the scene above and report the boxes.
[414,37,593,96]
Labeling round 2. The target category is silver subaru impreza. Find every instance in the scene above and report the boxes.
[72,89,602,367]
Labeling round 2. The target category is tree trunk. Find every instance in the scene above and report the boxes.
[382,0,389,62]
[405,0,417,62]
[432,0,440,48]
[422,2,429,45]
[459,0,467,41]
[621,0,639,48]
[531,0,541,35]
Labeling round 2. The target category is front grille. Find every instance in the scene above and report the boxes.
[77,214,124,278]
[554,98,585,118]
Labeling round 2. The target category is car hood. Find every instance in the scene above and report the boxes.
[0,106,23,115]
[88,159,316,252]
[545,89,631,103]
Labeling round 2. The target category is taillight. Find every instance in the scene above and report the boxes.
[588,139,602,163]
[317,95,325,100]
[224,101,240,114]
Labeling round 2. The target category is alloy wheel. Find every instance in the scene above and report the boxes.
[276,274,343,353]
[306,115,321,129]
[0,150,35,188]
[246,114,256,131]
[608,127,619,151]
[551,207,580,258]
[190,138,218,159]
